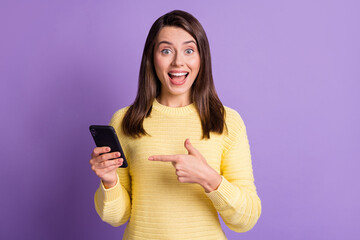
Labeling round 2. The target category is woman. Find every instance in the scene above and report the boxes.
[90,10,261,240]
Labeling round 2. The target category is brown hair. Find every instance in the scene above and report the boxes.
[122,10,225,139]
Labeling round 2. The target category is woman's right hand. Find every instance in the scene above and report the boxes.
[89,147,124,189]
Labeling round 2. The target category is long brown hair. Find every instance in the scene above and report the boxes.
[122,10,225,139]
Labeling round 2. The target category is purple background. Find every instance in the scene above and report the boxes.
[1,0,359,239]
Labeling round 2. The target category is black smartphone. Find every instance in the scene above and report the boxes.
[89,125,128,168]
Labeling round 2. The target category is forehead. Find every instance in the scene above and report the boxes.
[156,26,196,43]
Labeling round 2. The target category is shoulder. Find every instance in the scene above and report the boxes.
[109,106,130,131]
[223,106,246,131]
[110,106,130,121]
[221,106,249,150]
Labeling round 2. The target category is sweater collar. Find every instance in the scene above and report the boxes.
[152,98,197,115]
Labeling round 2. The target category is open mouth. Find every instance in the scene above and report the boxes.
[168,72,189,85]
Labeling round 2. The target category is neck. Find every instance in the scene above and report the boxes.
[157,92,191,107]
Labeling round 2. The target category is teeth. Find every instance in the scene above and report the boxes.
[169,72,187,76]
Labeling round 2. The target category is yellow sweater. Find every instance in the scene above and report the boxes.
[94,99,261,240]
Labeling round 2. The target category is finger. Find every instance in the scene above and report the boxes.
[92,151,121,164]
[148,155,180,162]
[175,169,191,177]
[92,146,111,158]
[175,169,184,176]
[184,139,200,156]
[94,158,123,169]
[177,176,189,183]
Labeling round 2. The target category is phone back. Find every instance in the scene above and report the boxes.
[89,125,128,168]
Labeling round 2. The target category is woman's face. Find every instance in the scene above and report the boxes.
[153,26,200,102]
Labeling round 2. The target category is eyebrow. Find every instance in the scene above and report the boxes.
[158,40,197,46]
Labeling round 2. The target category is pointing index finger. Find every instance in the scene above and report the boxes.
[148,155,179,162]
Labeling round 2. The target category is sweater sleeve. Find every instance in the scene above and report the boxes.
[94,108,132,227]
[205,109,261,232]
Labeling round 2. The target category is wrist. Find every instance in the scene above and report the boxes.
[202,172,222,193]
[102,178,118,189]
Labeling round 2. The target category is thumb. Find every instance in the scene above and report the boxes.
[184,138,199,156]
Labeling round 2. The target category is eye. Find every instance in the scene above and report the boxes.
[185,49,194,54]
[161,49,172,55]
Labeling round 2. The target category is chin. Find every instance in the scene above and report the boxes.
[168,84,192,96]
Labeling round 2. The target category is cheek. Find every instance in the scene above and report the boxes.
[154,56,168,76]
[189,56,201,73]
[153,56,160,72]
[154,57,164,78]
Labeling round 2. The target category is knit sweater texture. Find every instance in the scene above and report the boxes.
[94,99,261,239]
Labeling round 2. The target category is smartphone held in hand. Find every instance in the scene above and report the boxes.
[89,125,128,168]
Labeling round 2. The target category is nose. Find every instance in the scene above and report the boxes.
[171,52,184,66]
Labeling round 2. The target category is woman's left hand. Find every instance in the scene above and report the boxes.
[148,139,222,192]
